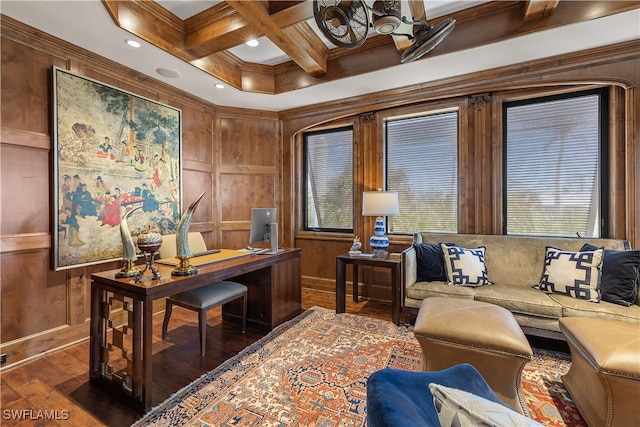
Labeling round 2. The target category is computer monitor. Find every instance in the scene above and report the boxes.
[249,208,277,245]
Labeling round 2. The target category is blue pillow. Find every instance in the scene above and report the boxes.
[414,243,450,282]
[581,243,640,306]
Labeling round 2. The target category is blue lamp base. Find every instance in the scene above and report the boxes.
[369,217,389,254]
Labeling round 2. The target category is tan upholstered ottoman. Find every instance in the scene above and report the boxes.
[414,297,533,415]
[559,317,640,427]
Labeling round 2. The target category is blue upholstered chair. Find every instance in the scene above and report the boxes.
[366,364,512,427]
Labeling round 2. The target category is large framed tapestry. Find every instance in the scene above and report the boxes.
[52,67,182,270]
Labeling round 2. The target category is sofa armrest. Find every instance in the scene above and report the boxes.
[402,246,417,303]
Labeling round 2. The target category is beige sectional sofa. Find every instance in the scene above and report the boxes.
[402,232,640,339]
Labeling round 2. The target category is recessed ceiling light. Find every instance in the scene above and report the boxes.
[156,68,181,78]
[215,83,225,89]
[245,39,260,47]
[125,39,141,48]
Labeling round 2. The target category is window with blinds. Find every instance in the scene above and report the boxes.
[504,89,608,237]
[303,127,354,231]
[386,111,459,234]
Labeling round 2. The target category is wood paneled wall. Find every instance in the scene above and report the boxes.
[280,41,640,300]
[0,16,280,368]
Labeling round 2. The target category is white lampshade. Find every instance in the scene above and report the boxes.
[362,190,399,216]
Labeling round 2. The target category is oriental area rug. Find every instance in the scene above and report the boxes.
[132,307,584,427]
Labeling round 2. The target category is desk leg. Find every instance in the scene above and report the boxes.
[391,264,400,325]
[141,298,153,409]
[88,286,150,411]
[89,284,102,378]
[336,258,346,313]
[352,264,359,303]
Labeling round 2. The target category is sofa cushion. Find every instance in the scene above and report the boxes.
[538,247,603,303]
[429,383,543,427]
[581,243,640,307]
[474,285,563,319]
[512,313,563,333]
[550,294,640,324]
[441,244,492,287]
[406,281,476,302]
[414,242,450,282]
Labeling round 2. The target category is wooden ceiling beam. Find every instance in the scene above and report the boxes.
[184,3,251,56]
[185,1,315,58]
[270,1,315,27]
[284,21,330,70]
[225,0,327,76]
[407,0,428,21]
[523,0,560,20]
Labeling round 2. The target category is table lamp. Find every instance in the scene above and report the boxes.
[362,189,399,254]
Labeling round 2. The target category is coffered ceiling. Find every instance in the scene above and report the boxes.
[102,0,636,94]
[2,1,639,111]
[104,0,491,94]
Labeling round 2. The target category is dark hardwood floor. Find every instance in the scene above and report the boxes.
[0,288,392,426]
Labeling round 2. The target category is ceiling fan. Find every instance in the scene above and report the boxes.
[313,0,456,64]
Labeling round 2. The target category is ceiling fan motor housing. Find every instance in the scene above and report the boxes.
[372,0,402,34]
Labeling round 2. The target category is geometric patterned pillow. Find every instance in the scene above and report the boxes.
[538,246,603,302]
[429,383,544,427]
[440,244,493,287]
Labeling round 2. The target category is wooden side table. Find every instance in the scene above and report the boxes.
[335,253,402,325]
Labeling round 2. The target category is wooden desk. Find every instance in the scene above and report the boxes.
[89,248,301,411]
[335,253,402,325]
